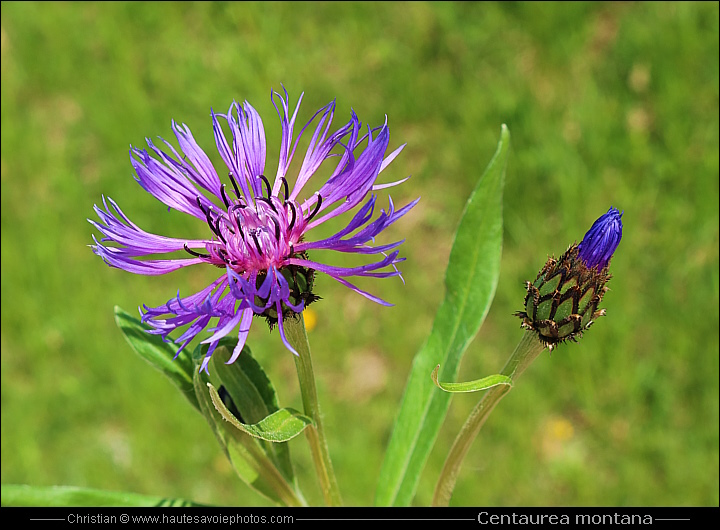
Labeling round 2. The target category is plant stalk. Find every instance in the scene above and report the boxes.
[432,330,546,506]
[285,314,343,507]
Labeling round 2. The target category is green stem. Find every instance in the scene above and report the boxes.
[432,330,546,507]
[229,426,308,507]
[284,314,343,507]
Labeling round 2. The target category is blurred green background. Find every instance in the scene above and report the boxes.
[1,1,718,507]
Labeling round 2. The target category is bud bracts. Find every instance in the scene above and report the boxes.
[515,244,609,349]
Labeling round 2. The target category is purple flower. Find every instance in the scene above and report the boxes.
[577,207,623,270]
[90,88,418,372]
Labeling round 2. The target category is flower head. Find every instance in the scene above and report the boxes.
[515,207,623,350]
[577,207,623,270]
[90,88,418,372]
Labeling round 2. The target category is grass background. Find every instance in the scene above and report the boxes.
[1,1,718,507]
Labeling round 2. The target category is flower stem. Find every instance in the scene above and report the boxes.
[432,330,546,506]
[285,314,343,507]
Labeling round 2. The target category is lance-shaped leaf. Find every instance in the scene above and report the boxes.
[192,363,304,506]
[431,365,512,393]
[376,125,509,506]
[205,340,311,484]
[1,484,202,507]
[114,306,199,412]
[192,339,306,507]
[208,383,313,442]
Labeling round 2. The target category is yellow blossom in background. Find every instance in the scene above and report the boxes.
[548,416,574,442]
[540,416,576,461]
[303,307,317,332]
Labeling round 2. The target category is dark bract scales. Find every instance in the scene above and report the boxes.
[515,207,622,350]
[515,244,610,349]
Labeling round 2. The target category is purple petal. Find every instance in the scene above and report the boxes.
[330,276,393,306]
[91,236,205,275]
[307,122,390,229]
[577,207,623,270]
[90,196,210,257]
[227,308,254,364]
[211,108,252,201]
[171,120,224,199]
[287,250,402,278]
[272,87,304,190]
[275,303,299,356]
[378,143,405,174]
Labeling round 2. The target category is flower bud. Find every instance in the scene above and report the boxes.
[516,207,623,350]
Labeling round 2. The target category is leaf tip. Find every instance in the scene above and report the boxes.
[431,364,441,389]
[500,123,510,144]
[113,305,125,322]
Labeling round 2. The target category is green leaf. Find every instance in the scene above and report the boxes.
[376,125,509,506]
[1,484,201,507]
[114,306,198,412]
[192,340,306,507]
[208,383,313,442]
[203,339,303,484]
[431,365,513,393]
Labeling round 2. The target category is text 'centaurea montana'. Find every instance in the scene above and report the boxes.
[90,88,418,372]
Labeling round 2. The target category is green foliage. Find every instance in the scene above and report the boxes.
[207,383,313,443]
[204,341,313,448]
[431,366,512,394]
[1,2,718,507]
[114,306,198,412]
[376,125,508,506]
[115,315,308,505]
[1,484,201,507]
[191,340,305,506]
